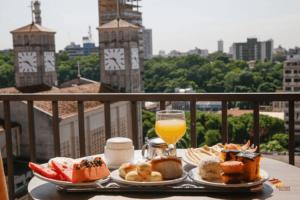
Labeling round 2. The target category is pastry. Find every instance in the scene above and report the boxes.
[220,161,244,174]
[125,171,143,181]
[119,163,137,178]
[198,157,222,180]
[151,157,183,180]
[220,150,240,161]
[236,152,261,181]
[137,162,152,178]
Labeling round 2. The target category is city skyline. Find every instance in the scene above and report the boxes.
[1,0,300,53]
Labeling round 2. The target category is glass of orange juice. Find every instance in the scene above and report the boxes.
[155,110,186,156]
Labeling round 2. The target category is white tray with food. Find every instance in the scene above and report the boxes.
[29,156,111,187]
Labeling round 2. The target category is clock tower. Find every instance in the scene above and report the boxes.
[11,0,57,89]
[99,19,143,92]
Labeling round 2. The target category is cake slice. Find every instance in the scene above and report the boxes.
[236,152,261,182]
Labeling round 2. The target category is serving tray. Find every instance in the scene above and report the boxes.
[56,177,264,194]
[52,165,267,195]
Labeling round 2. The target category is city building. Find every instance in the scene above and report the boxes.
[284,54,300,140]
[187,48,209,57]
[196,102,222,112]
[98,0,142,26]
[169,50,183,57]
[218,39,224,52]
[63,27,98,58]
[288,47,300,57]
[64,42,84,58]
[166,48,209,58]
[172,88,195,110]
[82,26,98,56]
[143,29,153,59]
[232,38,274,61]
[158,50,167,57]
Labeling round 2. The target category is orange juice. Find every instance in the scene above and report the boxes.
[0,152,9,200]
[155,119,186,145]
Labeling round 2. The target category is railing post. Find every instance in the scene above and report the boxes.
[221,101,228,144]
[104,102,112,141]
[253,102,260,152]
[160,101,166,111]
[77,101,86,157]
[288,101,295,165]
[52,101,61,157]
[27,101,36,162]
[131,101,139,149]
[4,101,14,200]
[190,101,197,148]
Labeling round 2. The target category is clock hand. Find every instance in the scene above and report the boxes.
[24,60,33,67]
[47,60,54,66]
[111,58,122,70]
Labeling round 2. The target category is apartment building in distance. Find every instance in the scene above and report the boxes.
[218,39,224,52]
[284,54,300,141]
[232,38,274,61]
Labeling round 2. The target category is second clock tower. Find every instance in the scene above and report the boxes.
[99,19,143,93]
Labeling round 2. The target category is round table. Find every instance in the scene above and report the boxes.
[28,150,300,200]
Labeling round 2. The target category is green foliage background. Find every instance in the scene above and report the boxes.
[143,110,287,152]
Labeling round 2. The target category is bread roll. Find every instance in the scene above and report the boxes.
[146,171,163,182]
[125,171,143,181]
[151,157,183,180]
[119,163,137,178]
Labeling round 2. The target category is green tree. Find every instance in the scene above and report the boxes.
[204,130,221,146]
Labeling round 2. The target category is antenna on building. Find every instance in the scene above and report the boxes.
[88,26,92,42]
[116,0,121,28]
[32,0,42,25]
[30,1,34,24]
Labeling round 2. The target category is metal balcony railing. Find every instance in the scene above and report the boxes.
[0,92,299,199]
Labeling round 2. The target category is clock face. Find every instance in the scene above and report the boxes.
[44,52,56,72]
[104,48,125,71]
[18,52,37,73]
[131,48,139,69]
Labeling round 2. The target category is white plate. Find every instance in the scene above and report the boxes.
[182,154,198,167]
[33,164,110,187]
[189,168,269,188]
[110,169,188,186]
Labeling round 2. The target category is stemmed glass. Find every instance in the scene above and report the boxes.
[155,110,187,156]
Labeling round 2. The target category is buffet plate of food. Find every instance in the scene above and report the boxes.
[111,157,188,186]
[189,168,269,188]
[29,156,111,187]
[111,170,187,186]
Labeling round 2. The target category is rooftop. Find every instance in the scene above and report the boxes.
[0,83,113,118]
[98,19,140,30]
[11,23,55,34]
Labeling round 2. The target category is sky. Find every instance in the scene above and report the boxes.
[0,0,300,54]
